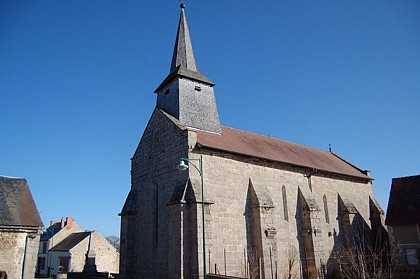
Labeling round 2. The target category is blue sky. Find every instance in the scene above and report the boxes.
[1,1,419,237]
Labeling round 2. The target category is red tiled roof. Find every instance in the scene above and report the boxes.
[195,126,370,180]
[386,175,420,226]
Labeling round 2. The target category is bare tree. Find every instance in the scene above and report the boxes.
[106,235,120,252]
[283,246,299,279]
[333,233,394,279]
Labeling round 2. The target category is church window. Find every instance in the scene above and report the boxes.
[323,194,330,224]
[195,86,202,91]
[153,183,159,246]
[282,186,288,221]
[165,89,170,95]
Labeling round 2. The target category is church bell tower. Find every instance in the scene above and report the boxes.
[154,4,221,134]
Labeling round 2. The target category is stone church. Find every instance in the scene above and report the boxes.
[120,5,386,279]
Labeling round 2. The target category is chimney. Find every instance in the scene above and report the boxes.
[65,217,74,229]
[50,220,59,226]
[61,217,65,228]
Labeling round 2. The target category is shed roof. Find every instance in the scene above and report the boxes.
[0,176,43,228]
[195,126,370,180]
[50,232,91,251]
[385,175,420,226]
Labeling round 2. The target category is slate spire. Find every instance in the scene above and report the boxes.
[154,4,221,134]
[155,4,214,93]
[170,4,197,72]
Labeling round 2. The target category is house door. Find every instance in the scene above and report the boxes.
[59,257,70,272]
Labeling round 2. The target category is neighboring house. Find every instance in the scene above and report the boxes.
[37,217,83,277]
[49,231,119,275]
[119,5,386,279]
[0,176,43,279]
[386,175,420,277]
[37,217,119,277]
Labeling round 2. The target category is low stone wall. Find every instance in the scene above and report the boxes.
[207,274,245,279]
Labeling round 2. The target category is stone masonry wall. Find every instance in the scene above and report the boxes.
[121,108,190,278]
[61,232,119,274]
[188,141,376,279]
[0,228,41,279]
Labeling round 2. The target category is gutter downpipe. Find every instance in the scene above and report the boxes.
[304,168,318,191]
[22,234,29,279]
[21,233,37,279]
[0,226,41,279]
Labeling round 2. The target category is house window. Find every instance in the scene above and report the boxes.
[43,241,47,253]
[405,248,419,266]
[323,195,330,224]
[37,256,46,270]
[282,186,288,221]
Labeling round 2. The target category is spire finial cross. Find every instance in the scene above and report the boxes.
[180,3,185,10]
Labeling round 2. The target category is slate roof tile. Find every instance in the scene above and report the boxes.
[0,176,43,227]
[385,175,420,226]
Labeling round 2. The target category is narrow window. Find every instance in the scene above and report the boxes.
[153,183,159,245]
[323,195,330,224]
[282,186,289,221]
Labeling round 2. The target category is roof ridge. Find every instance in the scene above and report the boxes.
[220,125,330,154]
[0,175,25,179]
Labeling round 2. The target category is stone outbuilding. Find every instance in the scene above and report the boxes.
[37,217,119,277]
[120,5,386,279]
[0,175,43,279]
[386,175,420,277]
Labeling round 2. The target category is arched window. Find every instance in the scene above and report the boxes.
[323,194,330,224]
[282,186,289,221]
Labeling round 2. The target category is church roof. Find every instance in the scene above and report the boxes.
[386,175,420,226]
[0,176,43,228]
[195,126,370,180]
[155,4,214,93]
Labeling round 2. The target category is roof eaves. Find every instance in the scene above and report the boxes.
[154,66,215,93]
[330,151,372,180]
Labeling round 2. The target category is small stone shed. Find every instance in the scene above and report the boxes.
[0,176,43,279]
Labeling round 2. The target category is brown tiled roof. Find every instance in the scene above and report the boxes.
[0,176,43,227]
[385,175,420,226]
[195,126,370,180]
